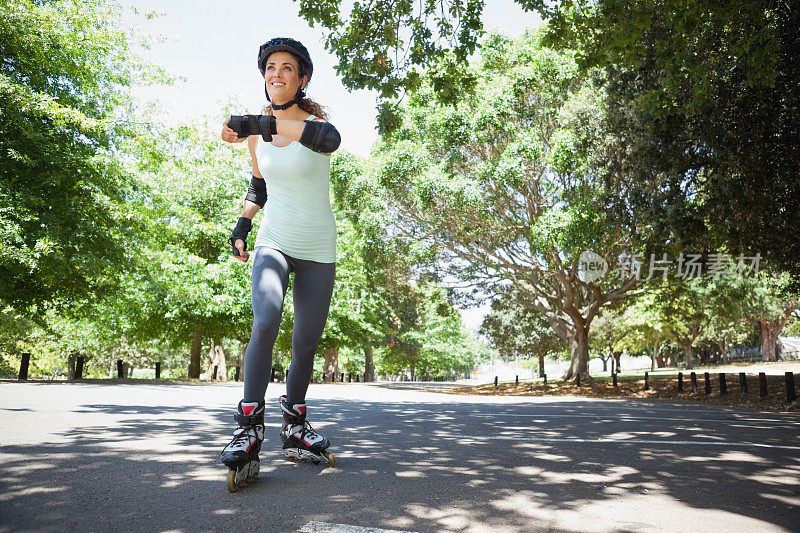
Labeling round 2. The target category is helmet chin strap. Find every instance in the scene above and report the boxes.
[271,99,296,111]
[268,86,306,111]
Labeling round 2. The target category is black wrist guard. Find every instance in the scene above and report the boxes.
[244,174,267,208]
[228,114,277,142]
[229,217,252,256]
[300,120,341,154]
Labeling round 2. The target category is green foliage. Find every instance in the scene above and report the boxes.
[119,120,255,348]
[481,286,564,362]
[0,0,165,313]
[543,0,800,282]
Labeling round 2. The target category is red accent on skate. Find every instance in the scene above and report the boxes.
[242,404,256,416]
[298,405,306,415]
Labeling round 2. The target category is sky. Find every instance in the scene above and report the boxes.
[120,0,543,329]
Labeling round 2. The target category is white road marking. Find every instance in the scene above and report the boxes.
[299,522,417,533]
[448,435,800,450]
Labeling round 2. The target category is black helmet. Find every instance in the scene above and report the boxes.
[257,37,313,81]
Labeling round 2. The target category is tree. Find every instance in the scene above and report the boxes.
[724,272,798,362]
[590,304,632,373]
[294,1,799,286]
[371,32,641,380]
[544,1,800,282]
[120,120,254,378]
[481,286,563,377]
[0,0,164,314]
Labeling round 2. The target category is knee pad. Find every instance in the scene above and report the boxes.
[300,120,341,154]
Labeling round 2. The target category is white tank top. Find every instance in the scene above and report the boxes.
[253,117,337,263]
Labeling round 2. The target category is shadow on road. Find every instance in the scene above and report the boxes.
[1,395,799,532]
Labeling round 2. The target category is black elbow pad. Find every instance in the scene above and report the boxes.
[300,120,341,154]
[244,174,267,208]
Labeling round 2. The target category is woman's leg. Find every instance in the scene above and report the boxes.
[243,248,291,403]
[284,259,336,404]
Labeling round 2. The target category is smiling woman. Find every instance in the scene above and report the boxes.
[217,37,341,492]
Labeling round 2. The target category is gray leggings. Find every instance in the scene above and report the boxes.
[243,247,335,404]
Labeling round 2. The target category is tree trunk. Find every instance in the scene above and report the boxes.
[108,347,119,378]
[718,339,729,364]
[190,323,203,379]
[562,325,590,381]
[651,342,660,372]
[601,355,608,372]
[538,351,545,378]
[612,351,622,373]
[67,353,77,380]
[363,345,375,382]
[759,320,782,362]
[206,338,228,382]
[324,346,339,380]
[681,344,694,369]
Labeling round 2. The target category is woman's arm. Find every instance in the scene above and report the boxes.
[229,137,265,262]
[223,115,340,155]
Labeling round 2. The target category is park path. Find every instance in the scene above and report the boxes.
[1,381,799,532]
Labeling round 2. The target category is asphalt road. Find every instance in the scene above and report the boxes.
[1,381,799,532]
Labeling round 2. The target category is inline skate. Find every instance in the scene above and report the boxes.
[279,395,334,466]
[220,400,265,492]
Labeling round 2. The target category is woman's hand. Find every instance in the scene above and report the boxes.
[233,239,250,262]
[221,117,246,143]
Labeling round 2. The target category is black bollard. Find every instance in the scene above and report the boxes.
[234,365,240,382]
[691,372,698,393]
[155,362,161,380]
[759,372,768,398]
[704,372,711,395]
[613,373,618,387]
[515,375,519,386]
[75,356,84,380]
[494,376,498,387]
[543,374,547,386]
[19,353,31,381]
[117,359,124,379]
[739,372,747,394]
[785,372,796,403]
[678,372,683,391]
[644,372,649,390]
[576,373,581,387]
[341,372,345,383]
[719,373,727,395]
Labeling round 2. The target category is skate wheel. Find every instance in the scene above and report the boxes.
[226,470,238,493]
[323,452,335,467]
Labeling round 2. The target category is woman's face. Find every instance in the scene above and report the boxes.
[264,51,307,104]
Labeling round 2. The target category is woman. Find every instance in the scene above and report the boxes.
[218,37,340,491]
